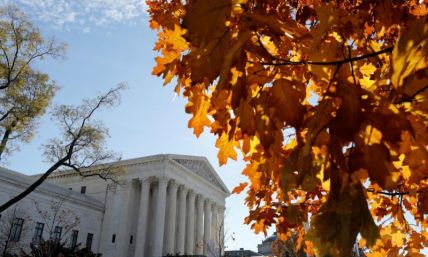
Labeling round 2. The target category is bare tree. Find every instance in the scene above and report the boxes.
[0,83,126,213]
[205,208,234,257]
[32,196,80,242]
[0,5,66,160]
[31,196,81,257]
[0,205,30,256]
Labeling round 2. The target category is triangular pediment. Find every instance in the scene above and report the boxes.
[169,155,229,194]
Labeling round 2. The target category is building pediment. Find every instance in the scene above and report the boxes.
[168,155,230,195]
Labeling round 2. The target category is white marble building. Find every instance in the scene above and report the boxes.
[0,166,104,253]
[0,154,229,257]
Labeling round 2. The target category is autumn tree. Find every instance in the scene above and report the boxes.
[148,0,428,256]
[0,5,65,159]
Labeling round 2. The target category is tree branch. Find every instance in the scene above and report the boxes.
[395,85,428,104]
[366,188,411,196]
[251,46,393,67]
[0,107,14,122]
[0,85,124,213]
[0,155,69,213]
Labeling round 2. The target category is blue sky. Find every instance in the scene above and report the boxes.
[5,0,271,252]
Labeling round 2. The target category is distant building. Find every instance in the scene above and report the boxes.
[257,232,277,256]
[226,248,262,257]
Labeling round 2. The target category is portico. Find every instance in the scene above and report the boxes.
[130,177,224,257]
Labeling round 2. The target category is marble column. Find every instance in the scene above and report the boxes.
[176,186,187,255]
[134,179,151,257]
[203,200,212,256]
[195,195,204,255]
[211,204,218,245]
[153,178,168,257]
[185,191,196,255]
[165,182,178,255]
[218,207,225,257]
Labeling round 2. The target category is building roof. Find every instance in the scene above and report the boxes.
[0,166,105,211]
[261,232,277,243]
[226,248,262,257]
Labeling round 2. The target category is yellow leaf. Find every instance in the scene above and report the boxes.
[359,62,377,76]
[242,135,259,155]
[216,132,239,165]
[367,252,385,257]
[402,165,411,179]
[259,35,279,56]
[232,182,248,194]
[391,230,406,247]
[364,125,383,145]
[359,76,376,89]
[316,166,330,191]
[185,85,211,137]
[229,67,243,86]
[253,219,266,235]
[165,24,189,51]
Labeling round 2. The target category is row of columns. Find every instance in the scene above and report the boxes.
[134,177,224,257]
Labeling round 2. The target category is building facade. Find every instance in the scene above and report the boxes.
[0,154,229,257]
[0,166,104,254]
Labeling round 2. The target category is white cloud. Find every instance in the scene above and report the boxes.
[5,0,148,30]
[82,27,91,33]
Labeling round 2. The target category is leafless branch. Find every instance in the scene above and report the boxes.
[0,84,126,213]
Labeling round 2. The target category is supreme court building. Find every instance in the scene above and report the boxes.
[0,154,229,257]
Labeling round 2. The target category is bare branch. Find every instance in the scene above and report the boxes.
[0,84,126,213]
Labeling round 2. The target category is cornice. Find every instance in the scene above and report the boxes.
[44,158,165,180]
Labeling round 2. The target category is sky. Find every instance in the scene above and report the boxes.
[3,0,272,252]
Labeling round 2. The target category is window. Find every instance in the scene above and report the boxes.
[53,226,62,241]
[70,230,79,248]
[129,235,133,244]
[80,186,86,194]
[10,218,24,242]
[86,233,93,249]
[33,222,44,242]
[111,234,116,243]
